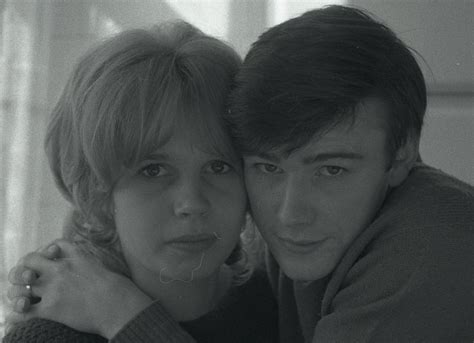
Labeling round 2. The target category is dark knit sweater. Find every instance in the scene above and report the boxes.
[3,269,278,343]
[4,164,473,343]
[267,163,474,342]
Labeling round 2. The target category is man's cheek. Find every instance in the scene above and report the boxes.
[251,203,271,230]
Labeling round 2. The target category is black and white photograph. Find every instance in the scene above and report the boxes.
[1,0,473,341]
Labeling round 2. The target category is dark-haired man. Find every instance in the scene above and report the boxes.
[228,5,473,342]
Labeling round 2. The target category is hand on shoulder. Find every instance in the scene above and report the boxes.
[6,239,153,339]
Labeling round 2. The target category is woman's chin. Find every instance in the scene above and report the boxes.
[156,258,216,283]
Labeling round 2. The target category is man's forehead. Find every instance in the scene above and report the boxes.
[244,99,388,162]
[244,138,361,162]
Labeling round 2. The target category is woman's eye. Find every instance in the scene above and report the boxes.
[318,166,345,177]
[207,160,232,174]
[139,163,166,177]
[255,163,282,174]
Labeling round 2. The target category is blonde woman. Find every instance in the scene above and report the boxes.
[4,21,276,342]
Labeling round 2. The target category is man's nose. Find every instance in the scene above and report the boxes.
[173,179,210,218]
[277,176,315,227]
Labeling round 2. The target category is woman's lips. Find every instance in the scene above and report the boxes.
[166,233,217,253]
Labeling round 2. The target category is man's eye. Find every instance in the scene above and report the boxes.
[139,164,166,177]
[207,160,232,174]
[318,166,345,177]
[255,163,282,174]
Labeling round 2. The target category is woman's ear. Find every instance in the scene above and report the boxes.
[388,133,420,187]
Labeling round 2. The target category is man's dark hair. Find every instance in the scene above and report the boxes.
[228,5,427,158]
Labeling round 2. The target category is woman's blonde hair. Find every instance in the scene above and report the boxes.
[46,21,250,281]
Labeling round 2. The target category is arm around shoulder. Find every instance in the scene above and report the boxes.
[2,302,196,343]
[110,300,196,343]
[3,318,106,343]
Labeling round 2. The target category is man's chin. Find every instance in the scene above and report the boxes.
[277,254,335,281]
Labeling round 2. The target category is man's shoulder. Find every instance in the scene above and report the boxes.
[377,163,473,233]
[317,165,474,340]
[408,163,471,196]
[391,163,472,208]
[3,318,106,343]
[324,163,473,311]
[363,164,473,276]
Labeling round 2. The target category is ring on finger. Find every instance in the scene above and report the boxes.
[25,284,32,297]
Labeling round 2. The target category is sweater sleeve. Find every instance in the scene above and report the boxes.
[110,301,196,343]
[2,318,106,343]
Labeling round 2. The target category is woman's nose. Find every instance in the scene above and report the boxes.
[173,181,210,218]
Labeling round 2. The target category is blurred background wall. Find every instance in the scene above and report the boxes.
[1,0,472,333]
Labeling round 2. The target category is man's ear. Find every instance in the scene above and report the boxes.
[388,133,420,187]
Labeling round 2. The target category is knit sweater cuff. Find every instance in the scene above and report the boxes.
[110,300,196,343]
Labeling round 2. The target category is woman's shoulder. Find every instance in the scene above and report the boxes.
[3,318,106,343]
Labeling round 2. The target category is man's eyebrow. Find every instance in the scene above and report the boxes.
[245,151,364,164]
[247,151,281,163]
[302,152,364,164]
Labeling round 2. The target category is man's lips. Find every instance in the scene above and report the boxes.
[276,236,328,254]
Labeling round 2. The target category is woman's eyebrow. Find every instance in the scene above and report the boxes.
[144,152,171,161]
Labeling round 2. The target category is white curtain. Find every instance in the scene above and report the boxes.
[1,0,58,330]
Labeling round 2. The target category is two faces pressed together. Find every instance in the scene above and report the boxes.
[6,5,474,343]
[118,85,397,287]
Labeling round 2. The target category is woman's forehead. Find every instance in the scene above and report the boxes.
[145,108,236,158]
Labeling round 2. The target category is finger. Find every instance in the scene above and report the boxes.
[21,252,57,275]
[51,239,80,258]
[8,265,38,285]
[38,242,62,259]
[13,296,32,313]
[9,295,42,313]
[46,244,61,258]
[8,244,60,285]
[7,284,41,301]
